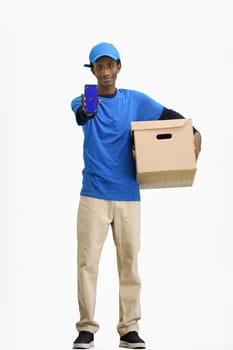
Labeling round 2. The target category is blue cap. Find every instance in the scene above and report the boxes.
[84,42,120,67]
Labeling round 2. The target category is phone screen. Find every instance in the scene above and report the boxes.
[84,84,98,114]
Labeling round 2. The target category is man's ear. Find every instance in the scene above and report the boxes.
[91,67,95,76]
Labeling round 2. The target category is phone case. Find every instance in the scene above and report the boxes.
[84,84,98,114]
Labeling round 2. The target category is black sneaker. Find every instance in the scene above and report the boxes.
[73,331,94,349]
[119,331,146,349]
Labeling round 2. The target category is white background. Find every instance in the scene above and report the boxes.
[1,0,233,349]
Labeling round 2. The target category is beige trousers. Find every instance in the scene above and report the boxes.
[76,196,141,336]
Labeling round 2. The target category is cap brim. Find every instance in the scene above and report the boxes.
[84,63,91,67]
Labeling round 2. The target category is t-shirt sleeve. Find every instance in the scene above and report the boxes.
[133,91,164,121]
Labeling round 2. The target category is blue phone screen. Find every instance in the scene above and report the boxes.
[85,85,98,114]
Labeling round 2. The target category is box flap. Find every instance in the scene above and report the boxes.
[131,119,192,132]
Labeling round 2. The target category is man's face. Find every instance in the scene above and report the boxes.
[92,56,121,90]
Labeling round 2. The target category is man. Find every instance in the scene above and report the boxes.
[71,42,201,349]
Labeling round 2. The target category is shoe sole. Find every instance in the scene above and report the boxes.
[73,341,94,349]
[119,340,146,349]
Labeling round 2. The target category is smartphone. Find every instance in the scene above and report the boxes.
[84,84,98,114]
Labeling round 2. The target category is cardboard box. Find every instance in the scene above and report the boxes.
[131,119,196,189]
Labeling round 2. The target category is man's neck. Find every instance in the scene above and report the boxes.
[99,88,117,98]
[98,86,116,97]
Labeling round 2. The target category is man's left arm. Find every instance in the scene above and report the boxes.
[193,131,201,160]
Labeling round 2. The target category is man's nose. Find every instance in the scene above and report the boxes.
[102,66,111,74]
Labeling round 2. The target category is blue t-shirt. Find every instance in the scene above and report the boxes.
[71,88,163,201]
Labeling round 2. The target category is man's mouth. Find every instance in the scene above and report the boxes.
[101,78,111,83]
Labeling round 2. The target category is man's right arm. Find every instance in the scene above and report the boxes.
[71,96,96,125]
[75,106,96,125]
